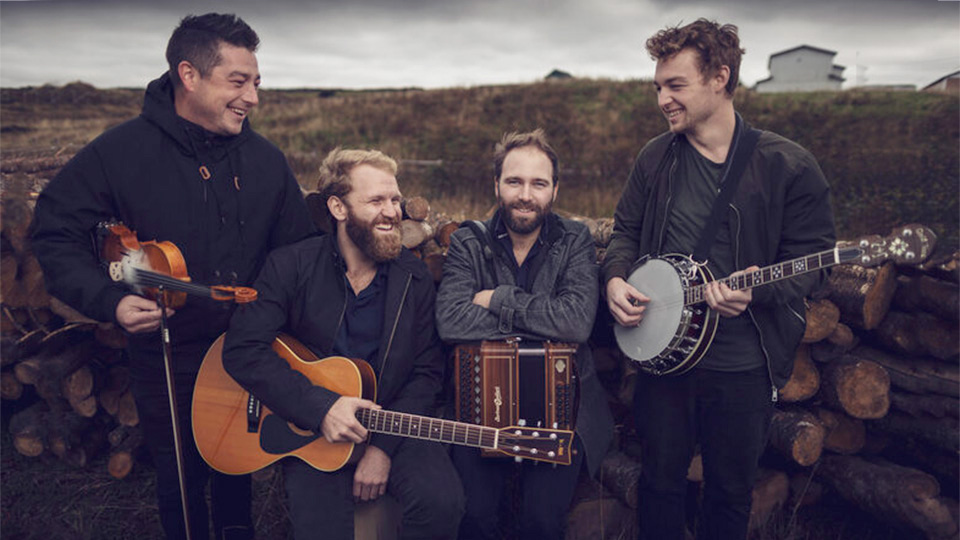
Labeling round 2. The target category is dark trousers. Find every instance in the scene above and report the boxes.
[452,437,584,540]
[132,359,253,540]
[634,367,774,540]
[282,438,464,540]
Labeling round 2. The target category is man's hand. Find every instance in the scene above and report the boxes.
[704,266,758,318]
[353,445,391,502]
[472,289,494,309]
[605,277,650,327]
[115,294,174,333]
[320,396,378,443]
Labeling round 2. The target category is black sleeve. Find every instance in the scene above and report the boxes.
[223,249,340,433]
[30,145,131,324]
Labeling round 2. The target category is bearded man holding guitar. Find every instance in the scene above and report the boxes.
[602,20,836,540]
[219,148,464,540]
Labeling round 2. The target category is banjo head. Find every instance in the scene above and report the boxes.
[614,258,685,363]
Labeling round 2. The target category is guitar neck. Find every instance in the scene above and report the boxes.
[685,245,858,306]
[356,408,499,450]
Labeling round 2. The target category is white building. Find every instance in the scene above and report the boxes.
[755,45,845,93]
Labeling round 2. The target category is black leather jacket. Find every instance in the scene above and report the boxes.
[602,119,836,389]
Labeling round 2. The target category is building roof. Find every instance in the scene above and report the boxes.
[767,45,838,70]
[922,70,960,90]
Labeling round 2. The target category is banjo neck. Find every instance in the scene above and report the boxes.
[683,223,936,307]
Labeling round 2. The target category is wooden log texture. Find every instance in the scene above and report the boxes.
[779,345,820,402]
[747,469,789,533]
[401,196,430,222]
[768,409,824,466]
[400,219,433,249]
[894,274,959,322]
[422,253,445,284]
[813,407,866,455]
[598,452,642,509]
[818,455,958,539]
[870,410,959,454]
[116,390,139,427]
[826,322,857,349]
[435,221,460,249]
[826,262,897,330]
[801,298,840,343]
[9,401,48,457]
[788,471,823,509]
[99,365,131,416]
[890,390,960,419]
[852,345,959,398]
[1,370,24,400]
[818,356,890,419]
[107,425,143,480]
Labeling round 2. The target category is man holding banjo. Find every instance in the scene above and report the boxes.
[602,19,836,540]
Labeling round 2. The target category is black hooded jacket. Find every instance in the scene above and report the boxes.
[31,73,315,367]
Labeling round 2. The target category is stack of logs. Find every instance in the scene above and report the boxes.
[2,154,144,480]
[6,168,959,539]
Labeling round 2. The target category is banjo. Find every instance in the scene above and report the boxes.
[614,224,937,376]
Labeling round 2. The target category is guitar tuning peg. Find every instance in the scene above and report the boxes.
[515,456,523,463]
[518,419,527,427]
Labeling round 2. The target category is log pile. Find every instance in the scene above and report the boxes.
[9,170,959,539]
[2,156,142,479]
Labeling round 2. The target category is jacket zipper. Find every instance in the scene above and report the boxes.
[731,203,778,403]
[656,147,680,254]
[378,273,412,383]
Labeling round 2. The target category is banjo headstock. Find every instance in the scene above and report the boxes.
[837,224,937,267]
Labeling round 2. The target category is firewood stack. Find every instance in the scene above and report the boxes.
[1,155,143,479]
[579,222,960,540]
[10,170,960,539]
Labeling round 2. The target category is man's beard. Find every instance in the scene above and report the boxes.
[345,208,402,262]
[499,198,551,235]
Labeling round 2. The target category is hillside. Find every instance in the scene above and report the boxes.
[2,79,957,248]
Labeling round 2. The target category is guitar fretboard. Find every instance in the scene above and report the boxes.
[356,408,498,450]
[684,246,860,306]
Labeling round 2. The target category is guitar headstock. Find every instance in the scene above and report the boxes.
[495,425,574,466]
[837,224,937,267]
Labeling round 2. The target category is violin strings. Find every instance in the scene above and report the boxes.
[132,268,212,297]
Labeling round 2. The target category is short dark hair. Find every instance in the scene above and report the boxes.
[493,128,560,186]
[166,13,259,87]
[646,18,744,97]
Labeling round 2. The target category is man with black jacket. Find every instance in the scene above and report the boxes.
[602,19,835,540]
[30,14,315,540]
[436,130,614,539]
[222,148,463,540]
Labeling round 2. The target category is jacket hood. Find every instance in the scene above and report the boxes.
[140,72,251,158]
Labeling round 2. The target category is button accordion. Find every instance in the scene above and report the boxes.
[454,340,577,458]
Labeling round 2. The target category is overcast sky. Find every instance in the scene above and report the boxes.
[1,0,958,91]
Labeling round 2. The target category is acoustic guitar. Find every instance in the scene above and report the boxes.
[192,334,575,475]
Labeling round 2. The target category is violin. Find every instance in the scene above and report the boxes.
[98,222,257,308]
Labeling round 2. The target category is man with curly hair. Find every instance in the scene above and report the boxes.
[602,19,835,540]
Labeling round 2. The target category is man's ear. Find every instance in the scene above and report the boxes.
[552,183,559,203]
[713,65,731,94]
[494,177,500,200]
[327,196,348,223]
[178,61,200,92]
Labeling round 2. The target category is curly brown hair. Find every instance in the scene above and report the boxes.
[646,18,744,96]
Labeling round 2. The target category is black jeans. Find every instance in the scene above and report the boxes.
[132,353,253,540]
[633,366,774,540]
[452,436,585,540]
[282,438,464,540]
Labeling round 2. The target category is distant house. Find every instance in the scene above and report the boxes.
[755,45,845,93]
[545,69,573,81]
[921,70,960,94]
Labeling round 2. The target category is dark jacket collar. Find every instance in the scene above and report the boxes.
[140,72,251,158]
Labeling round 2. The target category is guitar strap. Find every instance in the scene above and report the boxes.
[691,126,762,264]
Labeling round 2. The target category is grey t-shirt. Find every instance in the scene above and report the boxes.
[661,139,764,372]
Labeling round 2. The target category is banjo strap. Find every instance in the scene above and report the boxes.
[691,125,762,264]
